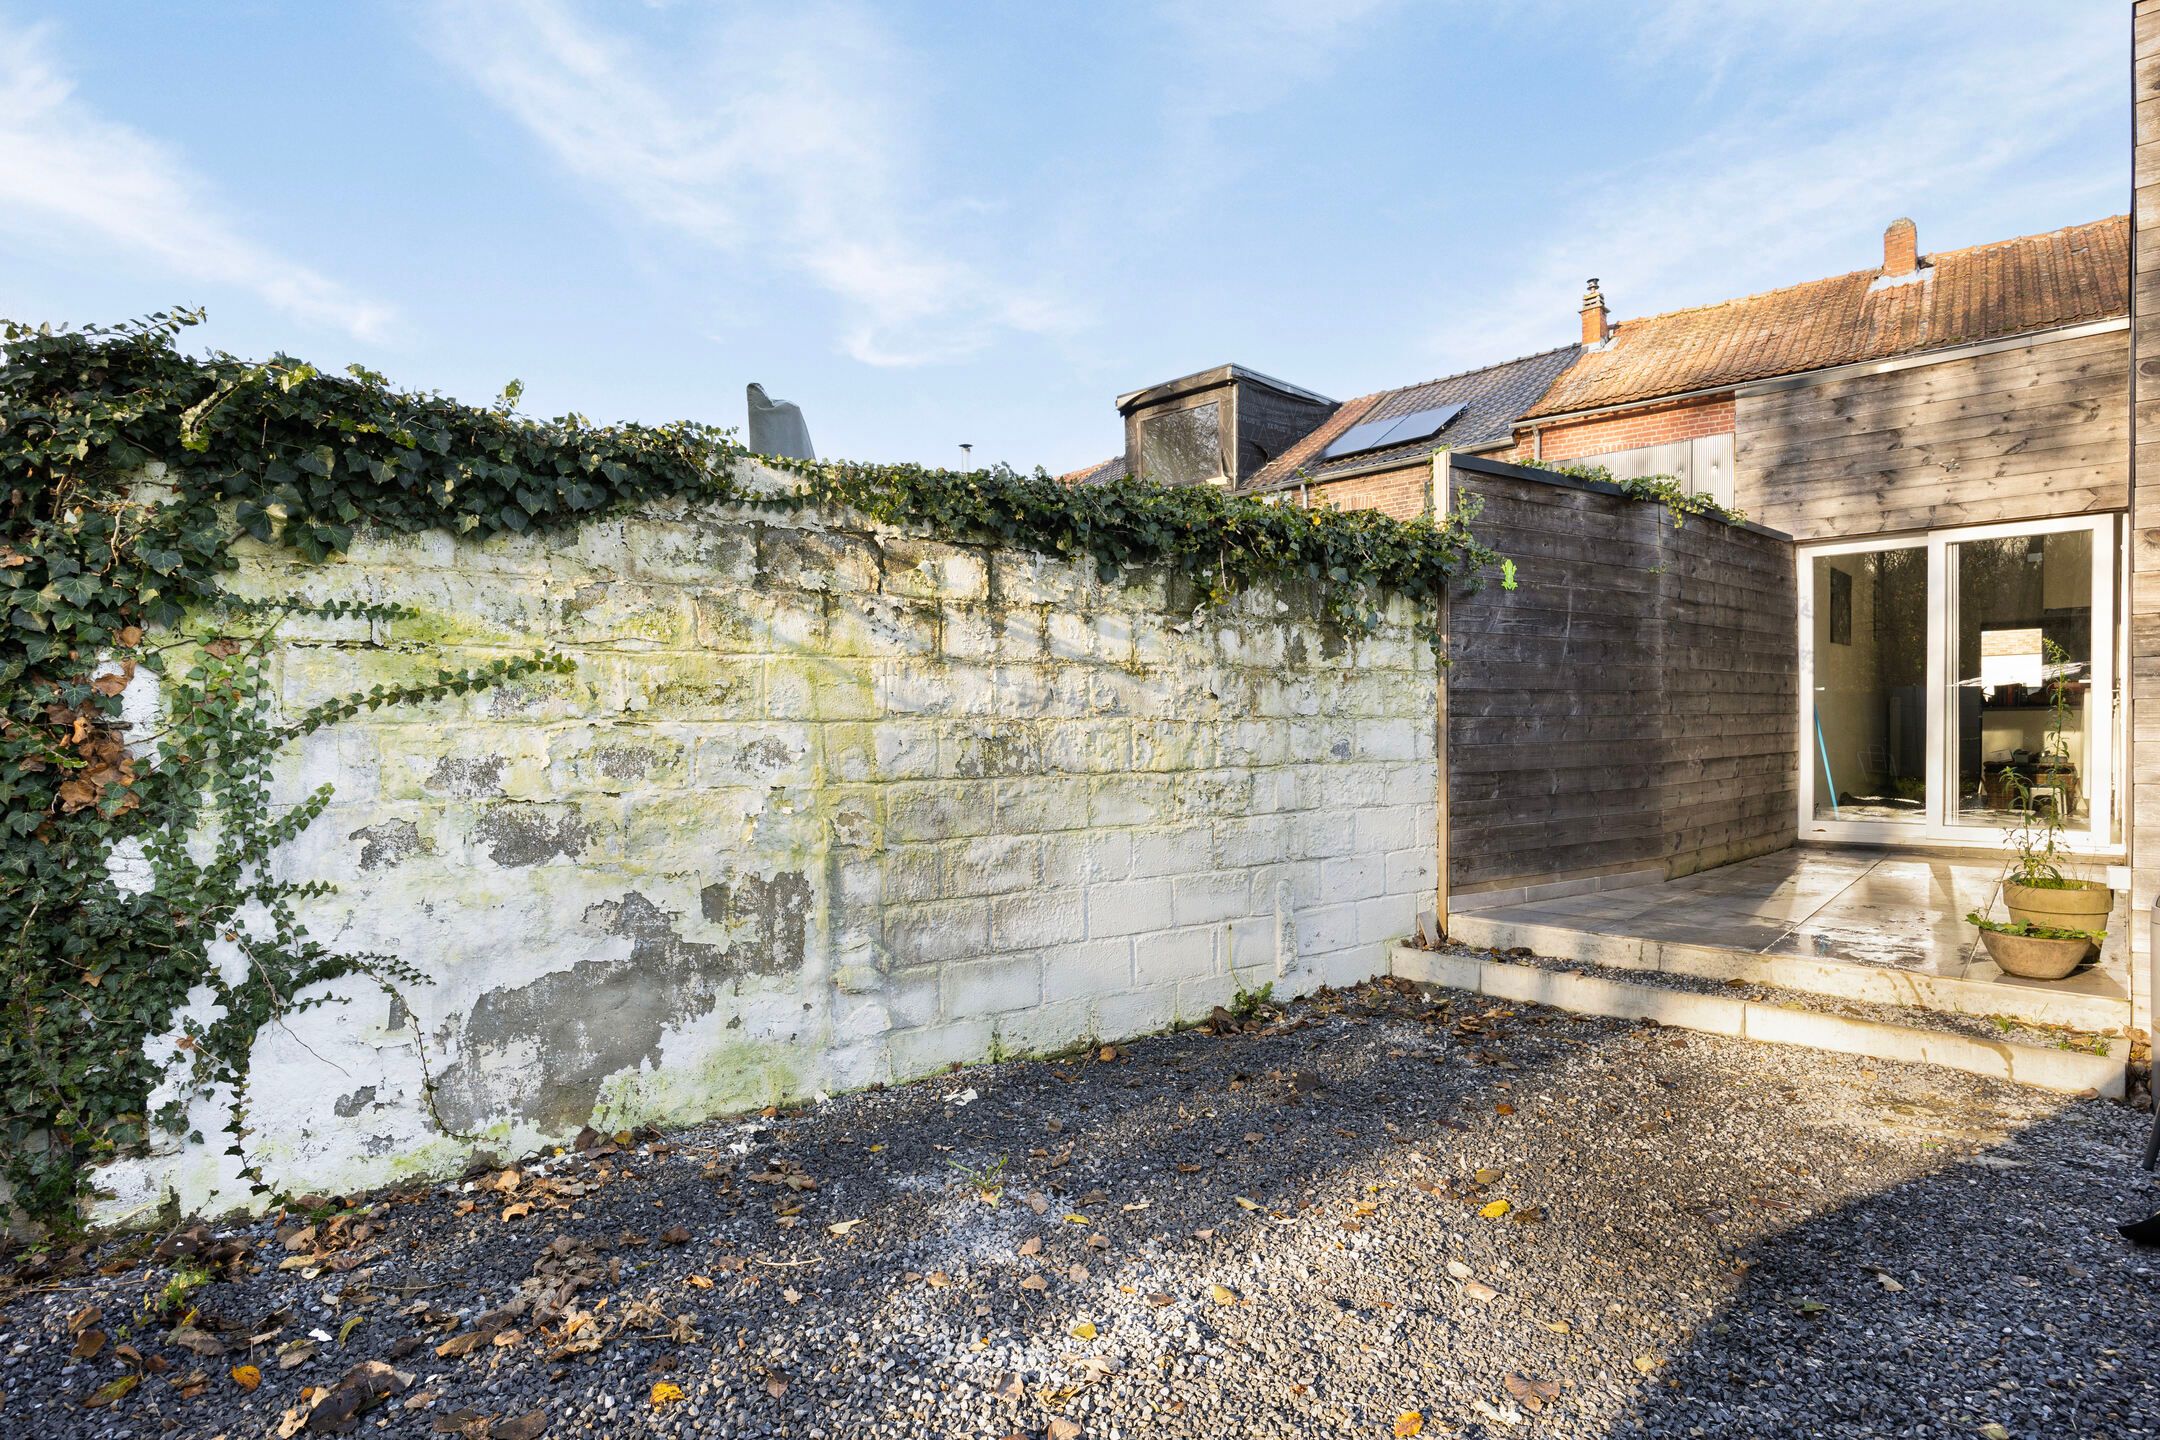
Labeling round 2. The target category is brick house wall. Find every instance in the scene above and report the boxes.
[1304,464,1433,520]
[1501,395,1736,465]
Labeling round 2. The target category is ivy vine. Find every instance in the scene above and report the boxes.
[0,311,1500,1229]
[1527,460,1749,527]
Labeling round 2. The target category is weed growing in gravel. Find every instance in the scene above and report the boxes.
[949,1155,1009,1200]
[1231,983,1276,1021]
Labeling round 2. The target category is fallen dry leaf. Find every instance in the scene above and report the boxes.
[827,1218,863,1237]
[650,1381,685,1407]
[84,1374,140,1409]
[1069,1320,1097,1340]
[1478,1199,1512,1220]
[231,1364,263,1391]
[1394,1411,1425,1437]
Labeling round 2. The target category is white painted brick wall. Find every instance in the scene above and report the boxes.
[92,486,1438,1221]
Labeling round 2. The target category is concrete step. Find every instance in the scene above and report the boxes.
[1442,910,2132,1035]
[1389,942,2127,1098]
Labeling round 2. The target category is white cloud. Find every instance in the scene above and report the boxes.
[1429,4,2125,370]
[426,0,1076,367]
[0,19,392,341]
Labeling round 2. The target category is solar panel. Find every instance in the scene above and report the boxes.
[1317,401,1465,461]
[1316,417,1404,460]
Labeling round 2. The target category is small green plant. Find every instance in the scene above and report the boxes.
[1230,982,1275,1021]
[2002,639,2084,890]
[1527,462,1748,528]
[948,1155,1008,1198]
[154,1260,213,1317]
[1964,912,2103,944]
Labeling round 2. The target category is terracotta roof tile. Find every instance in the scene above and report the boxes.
[1521,215,2127,419]
[1058,456,1124,486]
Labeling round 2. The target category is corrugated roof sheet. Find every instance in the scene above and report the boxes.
[1521,215,2128,420]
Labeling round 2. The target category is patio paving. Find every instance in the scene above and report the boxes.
[1449,847,2134,1031]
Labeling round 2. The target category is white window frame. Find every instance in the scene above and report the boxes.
[1795,513,2119,855]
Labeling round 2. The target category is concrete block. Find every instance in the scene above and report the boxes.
[1172,871,1255,927]
[1389,944,1482,992]
[1135,926,1217,985]
[886,1018,996,1080]
[943,955,1043,1018]
[1043,939,1134,1003]
[1090,985,1179,1042]
[990,890,1087,949]
[884,900,990,967]
[1355,893,1419,946]
[1088,877,1176,938]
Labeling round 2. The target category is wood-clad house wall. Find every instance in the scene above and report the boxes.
[1732,327,2129,540]
[1441,457,1797,903]
[2130,0,2160,1035]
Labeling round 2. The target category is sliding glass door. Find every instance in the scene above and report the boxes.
[1798,515,2117,849]
[1806,541,1930,828]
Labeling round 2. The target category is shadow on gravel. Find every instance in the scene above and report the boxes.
[1618,1102,2160,1440]
[7,989,2159,1440]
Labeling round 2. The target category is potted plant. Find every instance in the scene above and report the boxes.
[1997,640,2111,936]
[1965,913,2103,981]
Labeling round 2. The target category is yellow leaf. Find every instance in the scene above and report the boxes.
[84,1374,139,1409]
[1395,1411,1425,1437]
[828,1218,863,1236]
[1063,1213,1089,1225]
[1070,1320,1097,1340]
[1209,1284,1238,1305]
[1479,1199,1512,1220]
[688,1275,714,1289]
[230,1365,263,1392]
[651,1381,686,1406]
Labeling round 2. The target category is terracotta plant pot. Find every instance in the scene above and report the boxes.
[2003,879,2113,932]
[1976,927,2094,981]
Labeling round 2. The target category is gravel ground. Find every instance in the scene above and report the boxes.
[4,978,2158,1440]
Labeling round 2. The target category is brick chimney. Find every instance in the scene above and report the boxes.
[1580,278,1610,346]
[1883,217,1919,277]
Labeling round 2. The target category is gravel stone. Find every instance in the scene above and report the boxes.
[3,979,2156,1439]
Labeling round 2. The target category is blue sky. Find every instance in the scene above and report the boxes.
[0,1,2128,473]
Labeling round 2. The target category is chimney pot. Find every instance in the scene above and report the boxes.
[1883,217,1919,277]
[1580,278,1610,347]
